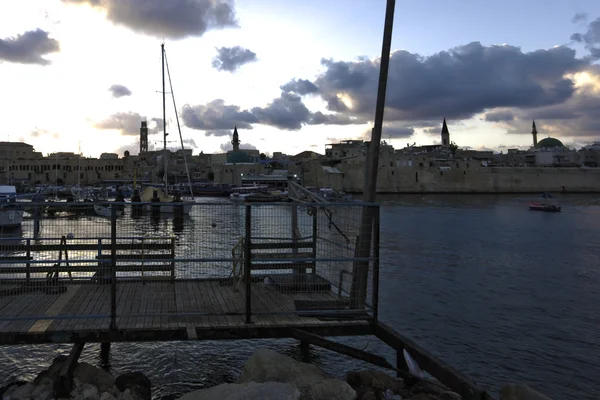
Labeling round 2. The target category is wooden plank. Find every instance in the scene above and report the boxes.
[251,252,314,260]
[251,262,315,271]
[250,242,314,250]
[55,342,86,398]
[28,285,81,333]
[0,264,174,274]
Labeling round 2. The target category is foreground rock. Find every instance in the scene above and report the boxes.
[0,355,151,400]
[500,384,553,400]
[178,382,300,400]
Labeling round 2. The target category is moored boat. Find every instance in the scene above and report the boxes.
[528,203,561,212]
[0,186,23,229]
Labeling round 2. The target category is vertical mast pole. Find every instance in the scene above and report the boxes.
[161,43,168,191]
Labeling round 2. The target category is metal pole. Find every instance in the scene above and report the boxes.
[244,205,252,324]
[350,0,396,308]
[372,205,380,323]
[110,205,117,330]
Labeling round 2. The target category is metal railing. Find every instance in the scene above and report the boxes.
[0,200,380,334]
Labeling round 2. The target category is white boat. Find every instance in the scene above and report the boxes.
[230,185,269,201]
[93,204,124,217]
[0,186,23,229]
[139,187,194,214]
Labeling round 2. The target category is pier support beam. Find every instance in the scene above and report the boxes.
[100,342,111,368]
[54,342,85,398]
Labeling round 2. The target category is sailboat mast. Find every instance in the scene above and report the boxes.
[161,43,168,191]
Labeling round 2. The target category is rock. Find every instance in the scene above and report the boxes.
[408,380,460,400]
[83,384,99,399]
[73,363,115,393]
[8,382,34,399]
[177,382,300,400]
[238,348,355,400]
[347,370,405,394]
[406,394,435,400]
[30,382,53,400]
[302,379,356,400]
[34,355,68,384]
[499,384,553,400]
[115,372,151,400]
[239,348,327,387]
[100,392,117,400]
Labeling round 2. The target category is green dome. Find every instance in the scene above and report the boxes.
[536,137,564,149]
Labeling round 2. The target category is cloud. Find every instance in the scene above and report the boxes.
[570,17,600,58]
[182,138,197,148]
[94,111,144,136]
[311,42,585,124]
[183,92,365,134]
[572,13,588,24]
[109,84,132,98]
[61,0,238,39]
[280,79,319,95]
[219,141,257,152]
[0,29,60,65]
[484,110,515,122]
[181,99,258,136]
[211,46,257,72]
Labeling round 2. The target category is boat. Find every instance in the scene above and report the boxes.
[244,192,283,203]
[529,192,561,212]
[0,186,23,229]
[230,185,269,201]
[136,43,195,214]
[528,203,561,212]
[94,204,124,217]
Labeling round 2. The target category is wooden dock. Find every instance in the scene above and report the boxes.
[0,280,372,343]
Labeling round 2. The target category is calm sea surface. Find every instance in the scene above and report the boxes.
[1,194,598,400]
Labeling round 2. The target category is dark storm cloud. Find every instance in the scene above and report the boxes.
[212,46,257,72]
[384,126,415,138]
[484,110,515,122]
[61,0,238,39]
[0,29,60,65]
[250,92,310,130]
[182,138,197,148]
[95,112,144,136]
[313,42,585,123]
[181,100,258,136]
[280,79,319,95]
[109,84,132,98]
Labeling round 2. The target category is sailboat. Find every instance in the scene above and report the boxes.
[141,43,195,214]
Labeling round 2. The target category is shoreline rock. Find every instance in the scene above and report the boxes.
[1,356,151,400]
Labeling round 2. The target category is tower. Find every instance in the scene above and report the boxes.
[231,126,240,152]
[139,121,148,153]
[531,120,538,147]
[441,118,450,146]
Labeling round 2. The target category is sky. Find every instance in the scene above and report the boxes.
[1,0,599,157]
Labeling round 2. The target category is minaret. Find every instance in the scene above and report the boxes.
[441,118,450,146]
[231,126,240,152]
[139,121,148,153]
[531,120,538,147]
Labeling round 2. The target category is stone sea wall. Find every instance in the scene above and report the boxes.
[0,347,557,400]
[332,165,600,194]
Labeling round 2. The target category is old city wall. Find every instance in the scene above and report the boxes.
[337,165,600,193]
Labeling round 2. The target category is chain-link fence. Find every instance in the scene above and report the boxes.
[0,200,379,341]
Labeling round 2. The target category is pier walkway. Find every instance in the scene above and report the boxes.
[0,201,491,399]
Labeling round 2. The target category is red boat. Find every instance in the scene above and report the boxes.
[528,203,561,212]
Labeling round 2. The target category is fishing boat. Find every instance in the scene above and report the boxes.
[0,186,23,229]
[229,185,269,201]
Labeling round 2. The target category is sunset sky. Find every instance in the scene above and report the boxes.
[1,0,599,157]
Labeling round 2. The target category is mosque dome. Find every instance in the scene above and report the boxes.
[536,137,564,149]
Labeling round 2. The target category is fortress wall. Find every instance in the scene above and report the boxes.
[337,165,600,193]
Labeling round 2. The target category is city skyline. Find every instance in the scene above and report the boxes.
[1,0,599,157]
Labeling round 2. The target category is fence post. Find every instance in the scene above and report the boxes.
[26,239,31,284]
[110,205,117,330]
[244,205,252,324]
[372,205,380,323]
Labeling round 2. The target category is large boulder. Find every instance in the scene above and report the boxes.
[407,379,461,400]
[73,363,116,393]
[500,384,553,400]
[115,372,152,400]
[238,348,355,400]
[346,370,406,399]
[177,382,300,400]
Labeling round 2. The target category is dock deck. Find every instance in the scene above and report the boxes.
[0,280,372,343]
